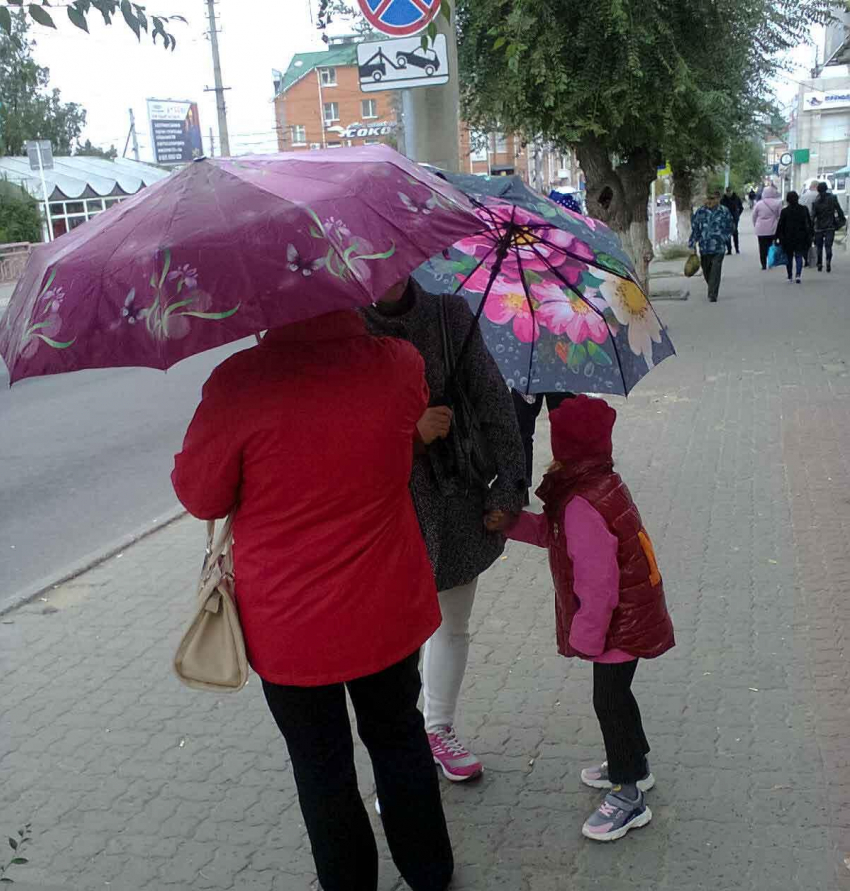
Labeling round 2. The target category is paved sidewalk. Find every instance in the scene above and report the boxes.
[3,234,850,891]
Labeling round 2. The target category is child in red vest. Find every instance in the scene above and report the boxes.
[486,395,674,841]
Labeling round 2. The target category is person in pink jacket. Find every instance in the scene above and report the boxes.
[486,395,674,843]
[753,185,783,270]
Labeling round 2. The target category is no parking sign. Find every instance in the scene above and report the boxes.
[358,0,442,37]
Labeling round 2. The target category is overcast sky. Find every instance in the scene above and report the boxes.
[24,3,841,162]
[28,0,331,160]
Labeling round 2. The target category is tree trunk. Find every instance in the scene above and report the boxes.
[577,136,657,291]
[672,166,695,245]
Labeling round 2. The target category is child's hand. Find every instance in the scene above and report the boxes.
[484,509,513,532]
[416,406,453,444]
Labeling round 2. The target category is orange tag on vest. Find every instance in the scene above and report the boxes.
[638,530,662,587]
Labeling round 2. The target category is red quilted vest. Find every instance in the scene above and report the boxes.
[541,461,675,660]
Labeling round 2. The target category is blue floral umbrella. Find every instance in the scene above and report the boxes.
[413,174,675,396]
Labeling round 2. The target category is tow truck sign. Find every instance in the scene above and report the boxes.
[357,34,450,93]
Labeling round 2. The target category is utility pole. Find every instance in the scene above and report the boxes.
[204,0,231,157]
[129,109,140,161]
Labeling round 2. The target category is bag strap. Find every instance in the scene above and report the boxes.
[204,513,235,578]
[438,295,457,404]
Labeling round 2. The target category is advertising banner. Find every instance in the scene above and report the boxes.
[147,99,203,165]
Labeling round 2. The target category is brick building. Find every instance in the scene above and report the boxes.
[273,38,399,151]
[273,35,582,199]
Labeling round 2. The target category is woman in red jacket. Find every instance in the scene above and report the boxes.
[172,309,453,891]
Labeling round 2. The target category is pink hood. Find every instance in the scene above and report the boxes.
[753,187,782,236]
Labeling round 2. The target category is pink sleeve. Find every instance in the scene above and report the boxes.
[505,511,549,548]
[563,497,620,657]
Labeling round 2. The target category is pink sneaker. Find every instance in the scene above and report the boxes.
[427,725,483,782]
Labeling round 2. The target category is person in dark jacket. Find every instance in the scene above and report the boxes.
[748,189,757,210]
[488,395,674,842]
[363,278,526,784]
[776,191,814,284]
[811,182,847,273]
[721,187,744,254]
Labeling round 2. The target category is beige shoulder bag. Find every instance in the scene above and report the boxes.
[173,515,249,693]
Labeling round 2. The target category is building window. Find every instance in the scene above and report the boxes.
[290,125,307,145]
[47,195,130,239]
[819,113,850,143]
[319,67,336,86]
[364,139,381,145]
[495,132,508,153]
[469,131,488,162]
[327,141,342,149]
[361,99,378,119]
[323,102,340,124]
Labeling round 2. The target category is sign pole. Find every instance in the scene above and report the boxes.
[403,11,460,170]
[35,141,54,242]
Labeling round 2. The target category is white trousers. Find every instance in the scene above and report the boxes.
[422,579,478,732]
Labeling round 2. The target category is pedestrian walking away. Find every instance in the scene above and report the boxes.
[753,185,782,270]
[487,395,675,842]
[689,189,733,302]
[364,277,526,785]
[775,191,814,284]
[811,182,847,273]
[511,389,574,503]
[172,309,454,891]
[721,187,744,254]
[799,182,820,265]
[747,188,757,210]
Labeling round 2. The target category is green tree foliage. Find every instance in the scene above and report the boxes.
[0,12,86,155]
[0,179,41,243]
[0,2,183,50]
[456,0,835,284]
[75,138,118,160]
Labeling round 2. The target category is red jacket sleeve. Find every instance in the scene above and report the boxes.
[172,370,242,520]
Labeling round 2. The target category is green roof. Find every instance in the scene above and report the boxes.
[278,44,359,94]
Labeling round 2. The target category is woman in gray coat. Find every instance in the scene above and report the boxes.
[364,277,526,782]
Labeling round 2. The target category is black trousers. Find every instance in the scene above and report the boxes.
[815,230,835,268]
[262,652,453,891]
[593,660,650,785]
[726,224,740,254]
[757,235,774,270]
[700,252,724,302]
[511,389,572,491]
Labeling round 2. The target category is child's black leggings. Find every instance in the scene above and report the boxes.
[593,660,650,785]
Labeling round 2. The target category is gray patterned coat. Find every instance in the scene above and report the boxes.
[363,282,526,592]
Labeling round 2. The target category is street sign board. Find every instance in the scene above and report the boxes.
[146,99,203,165]
[357,34,449,92]
[26,140,53,171]
[779,151,793,167]
[357,0,441,37]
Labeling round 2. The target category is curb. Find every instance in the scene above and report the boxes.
[0,507,187,617]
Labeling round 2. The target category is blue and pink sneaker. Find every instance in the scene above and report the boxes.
[582,788,652,842]
[581,760,655,792]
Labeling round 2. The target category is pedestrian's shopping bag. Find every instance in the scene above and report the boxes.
[173,515,249,693]
[767,244,787,269]
[808,245,817,267]
[684,253,701,278]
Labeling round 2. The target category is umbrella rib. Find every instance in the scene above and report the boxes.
[526,239,631,395]
[512,234,538,397]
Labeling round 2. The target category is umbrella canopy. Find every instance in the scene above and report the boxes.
[0,145,483,385]
[414,189,675,396]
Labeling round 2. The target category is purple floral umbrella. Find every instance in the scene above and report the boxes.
[0,145,484,385]
[415,198,675,396]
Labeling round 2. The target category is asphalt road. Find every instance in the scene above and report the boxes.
[0,337,248,609]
